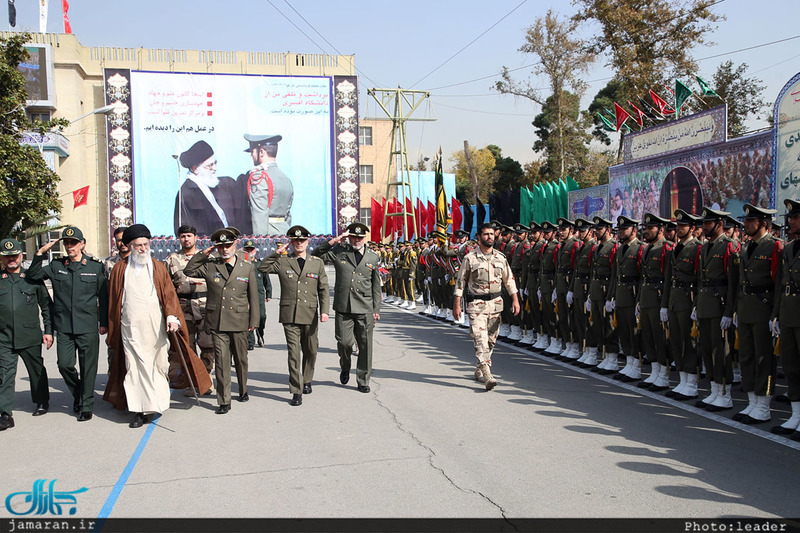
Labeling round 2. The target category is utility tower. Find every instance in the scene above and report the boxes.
[366,87,436,242]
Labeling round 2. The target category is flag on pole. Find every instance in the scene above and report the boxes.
[695,75,719,98]
[675,79,693,117]
[405,197,415,239]
[73,186,89,208]
[613,102,631,132]
[637,95,664,121]
[8,0,16,27]
[451,197,462,231]
[649,89,675,115]
[627,100,646,127]
[434,150,451,243]
[62,0,71,34]
[39,0,48,33]
[371,197,384,242]
[427,200,436,235]
[597,113,616,132]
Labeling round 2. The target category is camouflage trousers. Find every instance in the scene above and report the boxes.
[468,311,501,366]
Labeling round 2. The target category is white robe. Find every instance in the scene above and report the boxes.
[121,261,171,413]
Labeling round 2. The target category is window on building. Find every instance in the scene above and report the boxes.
[360,208,371,228]
[28,110,52,123]
[359,164,373,184]
[359,126,372,145]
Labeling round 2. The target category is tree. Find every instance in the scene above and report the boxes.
[409,154,428,171]
[532,90,593,182]
[587,79,626,147]
[710,60,768,138]
[0,33,65,238]
[449,146,496,201]
[495,10,595,177]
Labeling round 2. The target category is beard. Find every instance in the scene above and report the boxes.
[194,167,219,188]
[131,249,150,266]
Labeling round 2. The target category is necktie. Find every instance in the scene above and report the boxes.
[747,241,757,259]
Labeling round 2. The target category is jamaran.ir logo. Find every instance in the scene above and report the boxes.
[5,480,88,516]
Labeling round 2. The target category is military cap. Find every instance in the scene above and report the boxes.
[286,225,311,240]
[489,220,502,230]
[642,212,670,226]
[416,238,427,244]
[666,221,677,232]
[242,238,257,248]
[454,229,469,238]
[224,226,242,238]
[0,238,22,256]
[210,227,239,246]
[176,224,197,236]
[500,225,513,234]
[741,203,776,220]
[773,221,785,232]
[243,133,282,152]
[784,199,800,217]
[674,209,699,225]
[121,224,152,245]
[528,222,542,231]
[513,223,529,234]
[346,222,369,237]
[574,217,593,230]
[593,216,614,228]
[540,221,556,232]
[60,226,85,242]
[179,140,214,169]
[617,216,640,228]
[701,206,729,222]
[723,215,742,229]
[427,232,437,239]
[556,217,574,229]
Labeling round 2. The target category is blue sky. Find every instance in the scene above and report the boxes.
[7,0,799,168]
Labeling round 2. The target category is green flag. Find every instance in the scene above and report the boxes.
[533,183,544,223]
[675,79,693,117]
[520,187,533,225]
[696,75,718,98]
[567,176,580,192]
[597,112,616,132]
[558,178,568,219]
[546,180,557,222]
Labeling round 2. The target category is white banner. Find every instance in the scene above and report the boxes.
[39,0,48,33]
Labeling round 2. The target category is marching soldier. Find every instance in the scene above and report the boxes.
[663,210,702,399]
[553,218,580,358]
[26,227,108,422]
[772,199,800,439]
[538,222,560,354]
[415,238,428,311]
[258,226,329,406]
[734,204,781,423]
[0,238,53,430]
[519,223,543,346]
[588,217,619,372]
[607,216,643,381]
[637,213,673,391]
[165,224,215,395]
[570,218,597,365]
[527,223,549,351]
[498,226,515,337]
[507,224,530,342]
[695,207,740,412]
[242,238,273,349]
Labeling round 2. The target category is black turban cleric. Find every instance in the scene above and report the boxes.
[122,224,152,245]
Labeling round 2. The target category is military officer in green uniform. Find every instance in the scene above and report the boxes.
[527,223,550,351]
[313,222,381,392]
[242,238,273,350]
[569,218,596,365]
[587,216,618,372]
[0,238,53,430]
[695,207,740,411]
[636,213,673,391]
[607,216,643,381]
[518,223,541,346]
[772,199,800,439]
[239,134,293,235]
[553,218,580,358]
[663,209,702,399]
[537,222,560,353]
[184,227,260,414]
[734,204,782,423]
[259,226,329,406]
[26,227,108,422]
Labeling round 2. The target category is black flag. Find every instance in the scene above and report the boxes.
[8,0,16,27]
[638,95,664,122]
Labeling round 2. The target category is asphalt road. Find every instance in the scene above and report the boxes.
[2,268,799,520]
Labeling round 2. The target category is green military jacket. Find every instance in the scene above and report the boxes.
[258,253,329,325]
[184,252,260,332]
[776,239,800,326]
[510,240,529,276]
[663,237,700,312]
[589,239,617,302]
[608,238,643,308]
[539,240,559,295]
[638,237,672,309]
[0,270,52,349]
[556,237,581,293]
[569,238,596,300]
[696,234,739,319]
[521,238,545,290]
[26,253,108,335]
[738,232,782,324]
[313,241,381,315]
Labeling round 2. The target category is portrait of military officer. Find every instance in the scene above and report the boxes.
[238,134,293,236]
[26,227,108,422]
[258,225,329,406]
[0,238,53,430]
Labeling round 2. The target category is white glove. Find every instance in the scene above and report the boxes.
[520,288,526,298]
[691,307,697,321]
[537,289,542,300]
[551,289,557,304]
[733,314,738,328]
[720,316,732,329]
[585,298,591,313]
[566,291,574,305]
[427,276,432,283]
[444,274,450,282]
[635,304,640,319]
[770,318,780,336]
[605,300,614,313]
[659,308,669,323]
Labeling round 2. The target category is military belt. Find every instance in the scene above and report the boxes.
[540,272,554,279]
[528,268,540,275]
[465,291,502,302]
[642,276,664,285]
[557,267,572,274]
[619,275,639,284]
[742,284,773,295]
[179,292,207,299]
[576,273,591,282]
[672,279,695,290]
[593,275,610,283]
[700,279,726,287]
[785,282,800,296]
[269,217,286,222]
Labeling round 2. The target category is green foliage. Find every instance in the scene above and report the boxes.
[587,79,627,146]
[0,33,63,238]
[710,60,768,138]
[532,90,593,183]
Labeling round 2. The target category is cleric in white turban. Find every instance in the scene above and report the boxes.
[103,224,211,428]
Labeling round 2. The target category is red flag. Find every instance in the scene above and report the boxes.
[371,197,384,242]
[427,200,436,235]
[405,198,415,239]
[451,197,462,231]
[649,89,675,115]
[613,102,631,131]
[392,198,402,239]
[62,0,72,34]
[415,198,424,239]
[419,200,428,237]
[626,100,645,127]
[73,185,89,208]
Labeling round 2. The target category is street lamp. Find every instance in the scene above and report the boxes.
[68,103,117,124]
